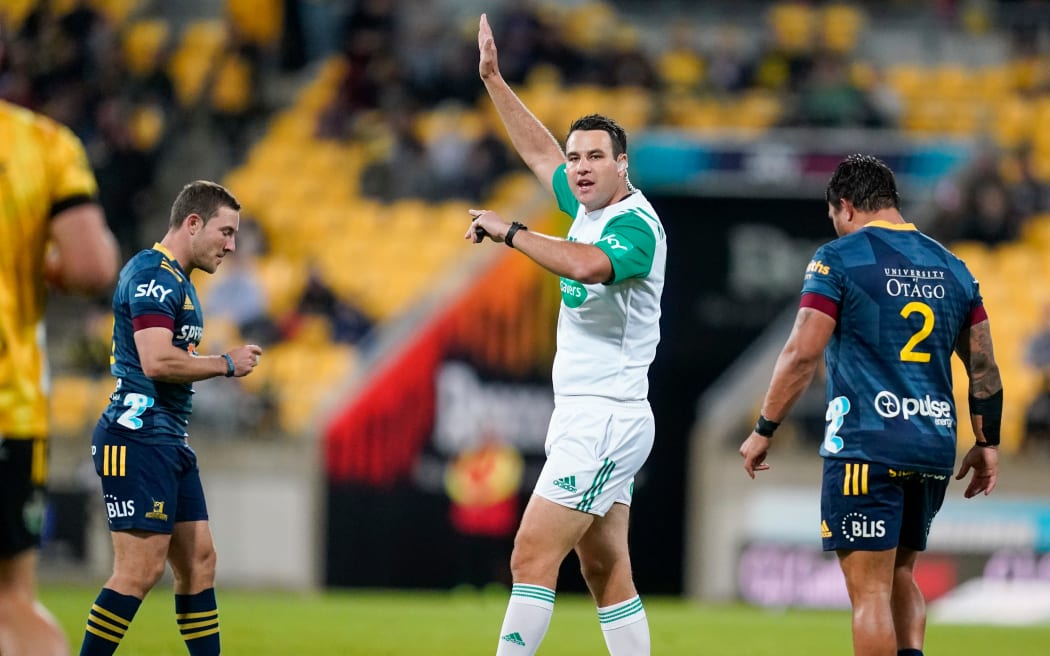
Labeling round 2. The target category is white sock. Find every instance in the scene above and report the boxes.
[598,595,649,656]
[495,583,555,655]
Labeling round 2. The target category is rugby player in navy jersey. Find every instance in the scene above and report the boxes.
[740,155,1002,656]
[78,181,262,656]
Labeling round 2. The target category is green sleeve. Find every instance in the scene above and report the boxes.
[551,163,579,218]
[594,212,657,284]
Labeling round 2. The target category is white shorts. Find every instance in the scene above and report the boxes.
[535,396,655,517]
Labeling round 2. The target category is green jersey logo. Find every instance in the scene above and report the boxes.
[560,278,587,308]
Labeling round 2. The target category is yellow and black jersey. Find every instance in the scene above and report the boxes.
[0,99,99,437]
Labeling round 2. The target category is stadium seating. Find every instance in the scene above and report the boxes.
[37,0,1050,450]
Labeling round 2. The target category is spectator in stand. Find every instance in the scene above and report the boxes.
[92,98,157,257]
[790,54,888,128]
[287,270,372,345]
[956,175,1022,245]
[1007,146,1050,220]
[360,108,435,201]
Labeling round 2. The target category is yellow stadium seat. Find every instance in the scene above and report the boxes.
[1022,215,1050,249]
[563,1,618,53]
[885,64,926,101]
[168,20,226,107]
[820,4,864,54]
[0,0,36,31]
[91,0,140,27]
[768,2,816,54]
[50,375,97,436]
[122,18,169,76]
[991,95,1035,148]
[225,0,282,47]
[129,103,165,151]
[254,256,309,318]
[928,64,971,102]
[210,52,254,114]
[974,65,1013,101]
[659,49,705,91]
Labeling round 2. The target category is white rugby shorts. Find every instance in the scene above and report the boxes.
[535,396,655,516]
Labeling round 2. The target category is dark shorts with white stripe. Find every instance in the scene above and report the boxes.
[820,458,949,552]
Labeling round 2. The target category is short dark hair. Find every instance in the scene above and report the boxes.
[825,154,900,212]
[169,180,240,229]
[568,114,627,157]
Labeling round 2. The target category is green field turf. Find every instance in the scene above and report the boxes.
[42,585,1050,655]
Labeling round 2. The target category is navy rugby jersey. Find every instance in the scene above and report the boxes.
[98,243,203,442]
[800,221,987,474]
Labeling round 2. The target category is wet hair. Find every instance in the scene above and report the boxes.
[568,114,628,157]
[825,154,900,212]
[169,180,241,229]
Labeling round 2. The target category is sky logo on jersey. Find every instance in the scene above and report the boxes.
[134,279,174,303]
[806,259,831,276]
[873,391,953,426]
[596,233,630,252]
[560,278,587,308]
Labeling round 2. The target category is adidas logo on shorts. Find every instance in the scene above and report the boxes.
[553,475,577,493]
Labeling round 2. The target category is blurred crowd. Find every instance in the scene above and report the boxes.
[5,0,1050,443]
[2,0,164,257]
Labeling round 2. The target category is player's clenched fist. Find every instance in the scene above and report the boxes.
[227,344,263,377]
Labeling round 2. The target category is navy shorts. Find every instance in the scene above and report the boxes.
[0,437,47,557]
[91,424,208,533]
[821,458,948,552]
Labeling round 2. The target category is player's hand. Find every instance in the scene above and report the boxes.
[740,432,772,479]
[956,444,998,498]
[465,208,508,244]
[478,13,500,80]
[227,344,263,377]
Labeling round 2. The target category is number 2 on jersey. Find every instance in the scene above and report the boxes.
[117,392,155,429]
[899,301,934,363]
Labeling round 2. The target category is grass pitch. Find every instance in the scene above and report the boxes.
[43,585,1049,655]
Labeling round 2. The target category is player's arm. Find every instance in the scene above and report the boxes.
[478,13,564,195]
[45,202,119,294]
[953,316,1002,497]
[760,306,836,424]
[134,327,261,383]
[41,114,120,293]
[741,305,836,478]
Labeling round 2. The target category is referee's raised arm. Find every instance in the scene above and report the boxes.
[477,13,564,195]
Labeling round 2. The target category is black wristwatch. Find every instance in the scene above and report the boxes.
[505,221,528,248]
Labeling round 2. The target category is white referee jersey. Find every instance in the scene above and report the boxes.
[549,164,666,401]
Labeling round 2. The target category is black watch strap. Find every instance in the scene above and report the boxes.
[505,221,527,248]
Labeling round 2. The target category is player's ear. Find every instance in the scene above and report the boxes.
[840,199,855,221]
[617,159,628,174]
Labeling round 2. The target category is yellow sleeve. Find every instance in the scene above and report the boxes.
[41,117,98,214]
